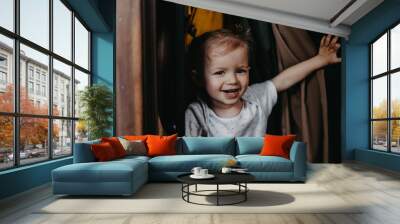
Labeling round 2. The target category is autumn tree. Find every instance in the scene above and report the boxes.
[0,84,59,152]
[372,99,400,144]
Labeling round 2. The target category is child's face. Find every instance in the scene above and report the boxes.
[203,45,250,109]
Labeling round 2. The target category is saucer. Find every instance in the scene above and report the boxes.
[190,174,215,179]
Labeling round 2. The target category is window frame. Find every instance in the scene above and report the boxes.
[0,0,92,171]
[370,20,400,154]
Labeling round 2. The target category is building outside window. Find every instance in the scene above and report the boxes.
[35,70,40,81]
[28,81,34,94]
[41,73,46,83]
[370,22,400,154]
[35,83,40,95]
[28,66,34,79]
[0,54,7,89]
[42,85,46,97]
[0,54,7,67]
[0,71,7,91]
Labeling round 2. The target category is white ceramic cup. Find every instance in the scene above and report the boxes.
[200,169,208,176]
[221,167,232,174]
[191,167,202,176]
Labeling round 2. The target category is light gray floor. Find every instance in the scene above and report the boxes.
[1,162,400,224]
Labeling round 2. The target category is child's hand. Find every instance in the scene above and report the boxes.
[317,35,341,65]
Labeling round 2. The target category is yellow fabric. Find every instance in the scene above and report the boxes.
[185,7,223,46]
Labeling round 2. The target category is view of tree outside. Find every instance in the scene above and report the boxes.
[372,99,400,152]
[0,85,63,168]
[371,23,400,154]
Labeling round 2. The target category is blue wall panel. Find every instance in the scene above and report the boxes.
[343,0,400,171]
[0,158,72,199]
[92,33,114,89]
[92,32,115,135]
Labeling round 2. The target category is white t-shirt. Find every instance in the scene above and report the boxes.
[185,80,278,137]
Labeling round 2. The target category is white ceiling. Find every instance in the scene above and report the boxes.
[162,0,384,38]
[224,0,352,22]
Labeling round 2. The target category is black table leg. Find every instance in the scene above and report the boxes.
[217,184,219,206]
[245,183,247,201]
[187,184,190,202]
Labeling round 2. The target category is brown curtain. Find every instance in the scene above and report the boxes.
[116,0,186,136]
[116,0,162,136]
[272,25,329,163]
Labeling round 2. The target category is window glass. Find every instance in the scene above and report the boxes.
[0,34,14,113]
[19,117,49,165]
[372,121,388,151]
[391,120,400,153]
[391,72,400,118]
[74,69,89,118]
[74,18,89,70]
[20,44,49,115]
[53,119,72,158]
[0,0,14,31]
[75,120,88,143]
[20,0,49,49]
[391,24,400,70]
[53,0,72,60]
[372,76,387,119]
[372,34,387,76]
[0,116,13,170]
[53,59,72,117]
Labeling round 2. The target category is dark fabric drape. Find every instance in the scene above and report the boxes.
[157,1,186,135]
[272,24,329,163]
[116,0,185,135]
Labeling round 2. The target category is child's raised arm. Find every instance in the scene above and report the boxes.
[272,35,341,92]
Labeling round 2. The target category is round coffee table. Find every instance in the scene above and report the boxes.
[177,173,255,206]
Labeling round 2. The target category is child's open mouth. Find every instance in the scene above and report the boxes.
[221,88,241,99]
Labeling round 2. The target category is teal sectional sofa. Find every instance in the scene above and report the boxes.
[52,137,307,196]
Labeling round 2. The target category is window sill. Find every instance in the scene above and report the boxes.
[355,148,400,172]
[0,156,72,176]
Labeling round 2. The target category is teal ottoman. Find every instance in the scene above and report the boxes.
[52,156,148,196]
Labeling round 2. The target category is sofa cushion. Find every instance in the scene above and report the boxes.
[91,142,118,161]
[148,154,235,172]
[236,155,293,172]
[124,135,148,141]
[53,159,147,183]
[260,134,296,159]
[147,134,177,157]
[101,137,127,158]
[115,155,150,163]
[236,137,264,155]
[73,140,100,163]
[118,138,147,156]
[177,137,235,155]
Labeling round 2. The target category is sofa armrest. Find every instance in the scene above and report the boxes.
[73,140,100,163]
[289,141,307,181]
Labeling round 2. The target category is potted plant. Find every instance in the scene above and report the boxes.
[79,84,113,140]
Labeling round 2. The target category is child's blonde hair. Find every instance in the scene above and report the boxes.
[187,29,252,82]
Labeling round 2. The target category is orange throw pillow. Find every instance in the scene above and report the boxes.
[91,142,117,161]
[259,134,296,159]
[146,134,177,157]
[124,135,148,141]
[101,137,127,158]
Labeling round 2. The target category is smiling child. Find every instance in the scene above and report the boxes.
[185,29,340,137]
